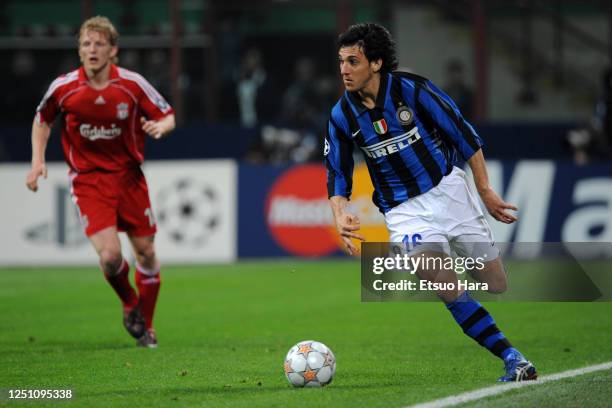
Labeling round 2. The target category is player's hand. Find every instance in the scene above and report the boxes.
[334,212,366,255]
[141,116,164,139]
[479,187,518,224]
[26,162,48,192]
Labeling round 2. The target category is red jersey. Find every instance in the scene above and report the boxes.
[36,64,173,172]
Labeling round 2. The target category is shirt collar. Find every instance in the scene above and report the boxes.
[78,63,120,84]
[346,72,390,116]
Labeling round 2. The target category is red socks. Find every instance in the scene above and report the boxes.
[104,259,161,330]
[135,264,161,330]
[104,259,139,314]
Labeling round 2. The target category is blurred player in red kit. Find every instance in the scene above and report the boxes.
[26,16,175,348]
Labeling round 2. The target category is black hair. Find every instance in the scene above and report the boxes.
[337,23,398,73]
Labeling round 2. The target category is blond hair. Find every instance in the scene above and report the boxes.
[79,16,119,62]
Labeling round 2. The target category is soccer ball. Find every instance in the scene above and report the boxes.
[284,340,336,387]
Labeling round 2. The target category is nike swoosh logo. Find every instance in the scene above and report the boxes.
[352,129,361,137]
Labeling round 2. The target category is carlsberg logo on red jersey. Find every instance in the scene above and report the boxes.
[79,124,122,141]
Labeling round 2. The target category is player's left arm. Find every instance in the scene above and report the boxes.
[140,114,175,139]
[467,149,518,224]
[416,79,482,161]
[132,71,175,139]
[416,80,516,223]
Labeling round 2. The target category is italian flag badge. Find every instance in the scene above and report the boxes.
[372,118,388,134]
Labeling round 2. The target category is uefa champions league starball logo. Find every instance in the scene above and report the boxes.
[156,178,221,246]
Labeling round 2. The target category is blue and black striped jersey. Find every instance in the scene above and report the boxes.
[325,71,483,213]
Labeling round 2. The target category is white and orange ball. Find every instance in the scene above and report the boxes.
[284,340,336,387]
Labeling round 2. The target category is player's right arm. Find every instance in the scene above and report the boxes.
[27,74,62,192]
[26,117,51,192]
[329,195,364,255]
[325,115,364,255]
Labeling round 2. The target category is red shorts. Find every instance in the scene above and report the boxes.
[69,167,157,237]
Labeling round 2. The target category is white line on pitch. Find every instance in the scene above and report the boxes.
[407,361,612,408]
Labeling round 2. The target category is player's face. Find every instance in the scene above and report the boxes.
[78,29,117,73]
[338,45,380,93]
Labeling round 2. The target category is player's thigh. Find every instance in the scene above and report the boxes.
[385,201,449,249]
[385,201,455,282]
[117,169,157,237]
[89,226,122,261]
[385,210,452,272]
[71,172,118,237]
[444,168,499,261]
[128,233,157,265]
[410,250,462,303]
[411,250,456,284]
[438,167,486,225]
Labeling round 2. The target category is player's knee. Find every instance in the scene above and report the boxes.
[487,276,507,294]
[99,248,123,274]
[479,260,507,294]
[134,245,156,266]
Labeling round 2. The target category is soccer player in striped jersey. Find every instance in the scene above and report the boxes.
[25,16,175,348]
[325,23,537,382]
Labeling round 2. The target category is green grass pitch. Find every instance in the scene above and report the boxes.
[1,260,611,407]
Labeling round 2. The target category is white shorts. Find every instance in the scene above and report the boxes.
[384,166,499,260]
